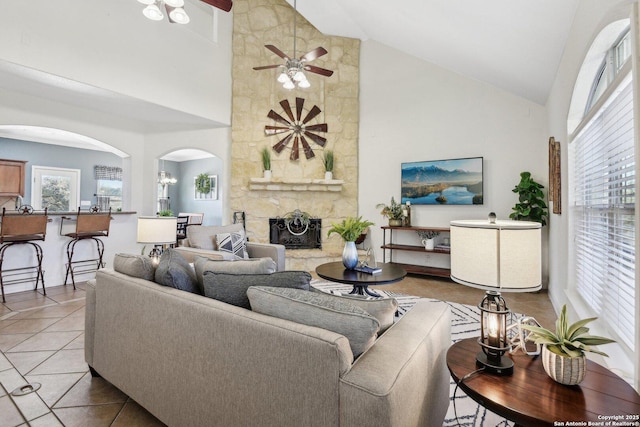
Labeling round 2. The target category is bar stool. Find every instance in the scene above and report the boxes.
[61,207,111,289]
[0,207,48,302]
[176,215,189,246]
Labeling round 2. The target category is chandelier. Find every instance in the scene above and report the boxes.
[137,0,190,24]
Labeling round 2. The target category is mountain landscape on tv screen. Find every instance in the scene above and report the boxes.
[401,163,483,205]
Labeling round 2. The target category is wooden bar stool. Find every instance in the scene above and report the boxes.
[61,207,111,289]
[0,207,48,302]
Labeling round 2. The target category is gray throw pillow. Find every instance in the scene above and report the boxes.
[154,249,200,294]
[113,253,156,281]
[310,287,398,333]
[203,271,311,309]
[194,256,276,286]
[247,286,380,358]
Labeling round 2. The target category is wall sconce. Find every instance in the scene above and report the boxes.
[137,216,178,266]
[476,290,514,375]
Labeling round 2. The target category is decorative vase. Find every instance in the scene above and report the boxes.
[422,238,435,250]
[388,219,403,227]
[324,171,333,180]
[342,241,359,270]
[541,345,586,385]
[263,170,272,180]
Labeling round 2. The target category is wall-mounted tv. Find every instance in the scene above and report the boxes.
[401,157,483,205]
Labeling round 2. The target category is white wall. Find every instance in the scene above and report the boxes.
[358,40,549,279]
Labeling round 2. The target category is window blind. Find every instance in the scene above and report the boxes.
[571,73,635,349]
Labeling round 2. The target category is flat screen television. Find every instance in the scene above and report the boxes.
[401,157,483,205]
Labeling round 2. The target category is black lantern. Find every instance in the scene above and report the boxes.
[476,290,514,375]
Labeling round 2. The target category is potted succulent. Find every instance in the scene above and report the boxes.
[509,171,549,226]
[376,197,405,226]
[327,216,374,269]
[322,150,335,180]
[521,304,615,385]
[261,147,272,180]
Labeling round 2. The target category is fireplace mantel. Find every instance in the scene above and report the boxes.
[249,177,343,192]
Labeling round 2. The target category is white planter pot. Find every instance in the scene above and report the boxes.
[422,238,435,250]
[541,345,586,385]
[263,170,272,180]
[324,171,333,180]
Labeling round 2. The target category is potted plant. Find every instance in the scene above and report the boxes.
[521,305,615,385]
[261,147,272,180]
[158,209,173,217]
[327,216,375,269]
[509,171,549,226]
[322,150,335,180]
[416,230,440,250]
[376,197,405,226]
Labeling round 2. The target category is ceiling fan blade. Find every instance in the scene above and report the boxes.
[299,47,328,63]
[273,133,294,153]
[302,105,321,124]
[303,131,326,147]
[199,0,232,12]
[296,97,304,122]
[300,135,315,159]
[304,123,328,133]
[280,99,295,123]
[267,109,292,127]
[265,125,291,136]
[253,65,281,70]
[304,65,334,77]
[265,45,290,60]
[290,137,300,161]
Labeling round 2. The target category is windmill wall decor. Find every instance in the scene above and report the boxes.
[265,98,328,161]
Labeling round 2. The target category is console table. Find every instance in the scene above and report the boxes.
[380,226,450,278]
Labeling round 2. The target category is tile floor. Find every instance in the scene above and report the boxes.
[0,275,556,427]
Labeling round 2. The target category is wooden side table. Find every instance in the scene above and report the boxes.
[315,261,406,297]
[447,337,640,426]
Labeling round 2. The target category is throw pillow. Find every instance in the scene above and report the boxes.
[186,224,245,250]
[113,253,156,281]
[310,287,398,333]
[193,256,277,287]
[154,248,200,294]
[203,270,311,309]
[215,229,248,259]
[247,286,380,358]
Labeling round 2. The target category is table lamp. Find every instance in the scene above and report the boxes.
[137,216,178,265]
[476,290,514,375]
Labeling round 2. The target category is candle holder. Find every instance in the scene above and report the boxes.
[476,290,514,375]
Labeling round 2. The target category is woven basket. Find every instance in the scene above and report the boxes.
[541,345,586,385]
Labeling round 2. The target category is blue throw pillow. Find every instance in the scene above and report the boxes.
[154,249,200,294]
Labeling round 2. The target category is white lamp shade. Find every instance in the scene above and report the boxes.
[283,80,295,90]
[168,6,190,24]
[143,4,164,20]
[138,0,155,4]
[137,216,178,244]
[298,79,311,88]
[164,0,185,7]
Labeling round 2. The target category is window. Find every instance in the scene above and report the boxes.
[570,71,635,349]
[31,166,81,212]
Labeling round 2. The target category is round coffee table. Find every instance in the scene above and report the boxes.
[315,261,407,297]
[447,337,640,426]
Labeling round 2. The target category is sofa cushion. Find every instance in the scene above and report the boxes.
[247,286,380,357]
[310,287,398,333]
[203,271,311,309]
[113,253,156,281]
[187,224,245,250]
[215,229,248,259]
[154,249,200,294]
[193,256,277,286]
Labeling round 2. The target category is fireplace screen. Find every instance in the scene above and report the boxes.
[269,214,322,250]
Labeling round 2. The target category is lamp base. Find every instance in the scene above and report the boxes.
[476,352,514,376]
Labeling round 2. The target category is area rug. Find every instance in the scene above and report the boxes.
[311,280,514,427]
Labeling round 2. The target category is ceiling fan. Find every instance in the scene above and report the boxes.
[138,0,232,24]
[253,0,333,89]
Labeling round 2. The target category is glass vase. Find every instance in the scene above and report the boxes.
[342,241,358,270]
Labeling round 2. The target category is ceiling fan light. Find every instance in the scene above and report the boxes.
[169,7,190,24]
[143,4,164,20]
[293,70,306,82]
[283,80,295,90]
[164,0,185,7]
[137,0,155,5]
[298,79,310,88]
[277,72,289,83]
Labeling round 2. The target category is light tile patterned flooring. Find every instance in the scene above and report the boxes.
[0,276,555,426]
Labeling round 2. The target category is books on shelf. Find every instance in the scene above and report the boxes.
[434,244,450,251]
[353,265,382,275]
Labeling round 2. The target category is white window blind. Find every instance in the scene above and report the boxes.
[571,73,635,349]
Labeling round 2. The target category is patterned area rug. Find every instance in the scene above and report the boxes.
[311,280,514,427]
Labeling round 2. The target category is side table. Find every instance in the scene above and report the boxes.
[315,261,406,297]
[447,337,640,426]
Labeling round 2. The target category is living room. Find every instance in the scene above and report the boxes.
[0,0,638,425]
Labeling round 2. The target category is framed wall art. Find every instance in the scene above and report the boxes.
[194,174,218,201]
[548,137,561,214]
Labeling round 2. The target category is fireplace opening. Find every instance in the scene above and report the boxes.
[269,211,321,250]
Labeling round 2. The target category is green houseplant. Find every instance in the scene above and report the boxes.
[322,150,335,180]
[376,197,405,226]
[327,216,374,269]
[521,304,615,384]
[509,171,549,226]
[261,147,272,179]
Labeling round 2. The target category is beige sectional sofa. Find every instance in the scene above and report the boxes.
[85,267,452,427]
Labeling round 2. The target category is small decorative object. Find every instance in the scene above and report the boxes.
[403,201,411,226]
[260,147,272,180]
[521,304,615,385]
[476,291,514,375]
[416,230,440,250]
[194,174,217,200]
[327,216,375,270]
[488,212,496,224]
[322,150,334,180]
[508,316,542,356]
[376,197,405,226]
[509,171,549,226]
[284,209,311,236]
[548,136,562,214]
[195,173,211,195]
